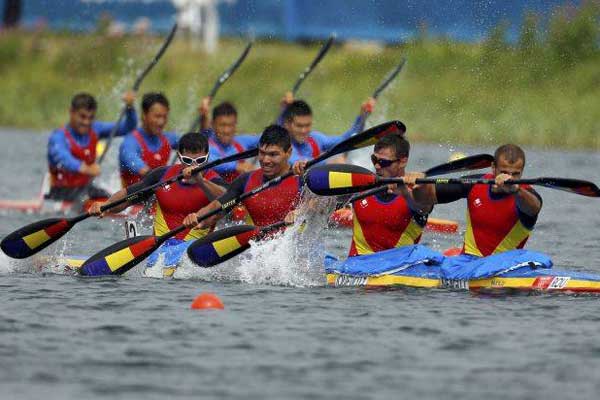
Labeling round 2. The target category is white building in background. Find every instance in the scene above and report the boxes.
[172,0,223,53]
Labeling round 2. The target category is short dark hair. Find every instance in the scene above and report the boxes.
[178,132,208,154]
[494,144,526,165]
[259,125,291,151]
[71,93,97,111]
[282,100,312,122]
[212,101,237,120]
[141,92,169,113]
[374,134,410,159]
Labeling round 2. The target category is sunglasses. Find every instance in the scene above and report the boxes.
[179,153,209,166]
[371,154,400,168]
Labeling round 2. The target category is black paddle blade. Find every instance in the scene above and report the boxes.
[535,178,600,197]
[187,225,259,268]
[1,218,75,259]
[424,154,494,177]
[311,120,406,168]
[306,164,377,196]
[80,235,160,276]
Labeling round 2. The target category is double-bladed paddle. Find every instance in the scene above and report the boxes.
[306,164,600,198]
[343,153,494,204]
[0,148,258,259]
[78,120,406,276]
[187,221,287,268]
[189,41,253,132]
[291,35,335,95]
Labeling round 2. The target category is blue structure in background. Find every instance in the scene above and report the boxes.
[19,0,579,42]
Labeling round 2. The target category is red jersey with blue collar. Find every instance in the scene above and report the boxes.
[49,127,98,188]
[120,129,171,187]
[349,192,427,256]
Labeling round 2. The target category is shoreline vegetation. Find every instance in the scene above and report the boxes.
[0,3,598,149]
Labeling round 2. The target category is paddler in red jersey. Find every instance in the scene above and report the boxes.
[293,134,431,256]
[412,144,543,257]
[118,92,180,187]
[90,132,227,268]
[182,125,302,230]
[198,97,259,183]
[46,91,137,201]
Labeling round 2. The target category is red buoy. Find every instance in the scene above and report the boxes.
[190,292,224,310]
[443,247,462,257]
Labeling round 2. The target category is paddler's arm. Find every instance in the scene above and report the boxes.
[93,91,138,138]
[199,97,211,131]
[119,134,150,177]
[182,167,228,200]
[183,172,249,229]
[397,172,433,214]
[495,174,542,217]
[276,91,295,126]
[317,97,378,151]
[89,167,166,217]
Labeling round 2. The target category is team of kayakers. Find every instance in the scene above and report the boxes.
[47,84,541,273]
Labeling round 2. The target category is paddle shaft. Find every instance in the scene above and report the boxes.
[291,35,335,95]
[189,41,253,132]
[379,177,575,187]
[372,58,407,100]
[345,153,494,205]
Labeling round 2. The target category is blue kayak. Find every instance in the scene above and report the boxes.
[325,245,600,293]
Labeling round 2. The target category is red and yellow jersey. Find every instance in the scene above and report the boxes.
[242,170,302,227]
[49,127,98,188]
[218,169,302,228]
[463,174,538,256]
[152,164,222,241]
[349,192,427,256]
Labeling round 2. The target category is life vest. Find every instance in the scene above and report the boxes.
[49,127,98,188]
[120,129,171,187]
[306,136,320,158]
[242,169,301,227]
[349,192,426,256]
[209,136,245,183]
[463,173,534,257]
[153,164,219,241]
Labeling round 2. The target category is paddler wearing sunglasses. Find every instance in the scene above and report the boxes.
[119,92,189,188]
[183,125,303,231]
[411,144,542,258]
[90,132,227,268]
[293,134,431,256]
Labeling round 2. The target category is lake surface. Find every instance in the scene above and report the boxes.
[1,128,600,399]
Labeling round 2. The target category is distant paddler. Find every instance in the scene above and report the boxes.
[46,91,137,201]
[278,93,376,165]
[198,97,259,183]
[90,132,227,269]
[412,144,543,257]
[119,92,204,187]
[183,125,302,230]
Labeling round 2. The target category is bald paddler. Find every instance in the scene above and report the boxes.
[47,91,137,201]
[278,92,376,165]
[198,97,259,183]
[119,92,181,187]
[412,144,542,257]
